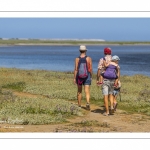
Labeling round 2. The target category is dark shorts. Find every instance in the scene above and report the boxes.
[76,72,91,86]
[113,88,120,96]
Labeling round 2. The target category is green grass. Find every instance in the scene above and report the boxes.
[0,68,150,124]
[2,81,26,92]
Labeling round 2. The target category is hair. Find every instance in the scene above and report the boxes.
[79,50,86,53]
[104,47,111,55]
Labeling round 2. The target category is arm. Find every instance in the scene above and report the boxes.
[116,66,120,80]
[88,57,93,78]
[103,59,110,67]
[96,69,100,83]
[74,58,79,84]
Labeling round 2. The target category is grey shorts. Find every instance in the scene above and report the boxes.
[102,79,115,95]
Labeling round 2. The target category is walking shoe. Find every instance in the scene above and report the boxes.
[110,108,114,114]
[86,103,90,110]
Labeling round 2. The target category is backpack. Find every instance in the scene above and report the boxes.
[77,56,88,79]
[103,64,118,79]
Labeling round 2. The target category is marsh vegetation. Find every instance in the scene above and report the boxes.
[0,68,150,125]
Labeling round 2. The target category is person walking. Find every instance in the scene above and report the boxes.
[96,47,112,86]
[113,80,121,111]
[97,47,120,116]
[97,54,120,116]
[74,45,93,110]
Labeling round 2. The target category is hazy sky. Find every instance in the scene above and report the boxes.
[0,18,150,41]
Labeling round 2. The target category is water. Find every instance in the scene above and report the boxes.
[0,45,150,76]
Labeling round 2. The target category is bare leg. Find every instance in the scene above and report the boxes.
[84,85,90,110]
[113,95,118,111]
[113,95,117,104]
[84,85,90,104]
[109,94,114,109]
[77,85,82,106]
[104,95,109,114]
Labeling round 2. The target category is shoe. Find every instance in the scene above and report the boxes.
[113,103,118,111]
[110,108,114,114]
[103,112,110,116]
[86,103,90,110]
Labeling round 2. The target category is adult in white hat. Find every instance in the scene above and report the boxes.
[74,45,93,110]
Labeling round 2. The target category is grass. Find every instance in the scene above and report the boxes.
[0,68,150,125]
[54,120,110,132]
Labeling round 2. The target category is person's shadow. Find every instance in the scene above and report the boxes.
[91,105,114,115]
[91,108,104,114]
[81,105,105,114]
[81,106,114,115]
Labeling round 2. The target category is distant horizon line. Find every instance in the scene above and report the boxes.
[1,38,150,43]
[0,38,105,41]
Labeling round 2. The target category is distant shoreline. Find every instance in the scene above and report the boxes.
[1,39,150,46]
[1,43,150,46]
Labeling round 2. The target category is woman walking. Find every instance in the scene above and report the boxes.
[74,45,93,110]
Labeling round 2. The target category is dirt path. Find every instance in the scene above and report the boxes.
[0,92,150,132]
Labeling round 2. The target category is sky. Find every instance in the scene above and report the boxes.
[0,18,150,41]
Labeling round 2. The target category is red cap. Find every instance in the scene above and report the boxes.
[104,47,111,55]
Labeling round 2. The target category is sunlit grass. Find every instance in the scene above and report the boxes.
[0,68,150,125]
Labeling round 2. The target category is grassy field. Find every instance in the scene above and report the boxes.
[0,68,150,125]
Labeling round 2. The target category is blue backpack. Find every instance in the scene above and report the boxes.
[77,56,88,79]
[103,64,118,79]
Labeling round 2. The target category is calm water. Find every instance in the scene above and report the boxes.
[0,45,150,76]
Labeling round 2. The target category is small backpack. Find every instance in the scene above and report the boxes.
[103,64,118,79]
[77,56,88,79]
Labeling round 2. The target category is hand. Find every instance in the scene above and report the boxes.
[97,81,103,86]
[73,78,76,84]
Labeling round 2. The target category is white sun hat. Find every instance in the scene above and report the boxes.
[79,45,88,51]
